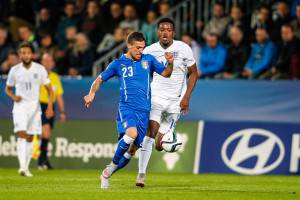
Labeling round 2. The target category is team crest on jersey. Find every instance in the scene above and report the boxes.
[141,61,149,69]
[33,73,38,79]
[171,51,178,58]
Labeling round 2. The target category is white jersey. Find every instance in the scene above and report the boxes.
[6,62,50,107]
[144,40,196,100]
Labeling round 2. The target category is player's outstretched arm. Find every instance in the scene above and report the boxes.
[181,64,198,114]
[5,86,22,102]
[84,76,103,108]
[160,52,174,78]
[45,84,54,118]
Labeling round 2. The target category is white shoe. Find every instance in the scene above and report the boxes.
[100,175,109,189]
[18,169,33,177]
[135,173,145,187]
[24,170,33,177]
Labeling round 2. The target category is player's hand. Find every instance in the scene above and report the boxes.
[84,93,95,108]
[13,96,22,102]
[180,96,189,115]
[164,52,174,64]
[59,112,66,122]
[45,107,54,119]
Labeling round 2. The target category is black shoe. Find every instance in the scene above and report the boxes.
[43,159,54,170]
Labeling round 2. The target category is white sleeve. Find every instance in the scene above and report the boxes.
[41,67,50,85]
[6,68,15,86]
[143,46,150,54]
[184,45,196,67]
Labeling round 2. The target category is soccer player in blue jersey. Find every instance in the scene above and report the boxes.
[83,32,174,189]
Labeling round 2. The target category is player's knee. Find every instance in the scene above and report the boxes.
[127,148,137,156]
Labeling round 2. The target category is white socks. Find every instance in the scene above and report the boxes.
[138,136,155,174]
[17,138,33,172]
[17,138,27,171]
[25,141,33,171]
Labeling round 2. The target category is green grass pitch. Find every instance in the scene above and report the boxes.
[0,169,299,200]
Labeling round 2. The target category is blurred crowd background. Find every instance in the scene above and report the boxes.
[0,0,300,79]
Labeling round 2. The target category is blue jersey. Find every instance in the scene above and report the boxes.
[100,54,166,112]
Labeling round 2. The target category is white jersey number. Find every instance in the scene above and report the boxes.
[122,66,133,78]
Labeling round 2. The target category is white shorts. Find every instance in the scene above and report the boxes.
[150,96,181,134]
[12,103,42,135]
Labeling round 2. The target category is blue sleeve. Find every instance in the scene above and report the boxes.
[245,44,255,70]
[100,60,118,81]
[149,55,165,74]
[251,42,275,75]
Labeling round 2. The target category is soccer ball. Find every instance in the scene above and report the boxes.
[160,131,183,152]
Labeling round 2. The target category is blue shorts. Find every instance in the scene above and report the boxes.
[116,108,149,148]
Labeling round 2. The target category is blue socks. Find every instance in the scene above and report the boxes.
[117,152,132,170]
[112,135,134,165]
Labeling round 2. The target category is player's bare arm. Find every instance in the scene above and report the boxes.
[5,85,22,102]
[180,63,198,114]
[84,76,103,108]
[57,95,66,122]
[160,52,174,77]
[45,84,54,118]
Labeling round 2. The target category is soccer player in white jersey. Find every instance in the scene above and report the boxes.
[136,18,198,187]
[5,42,54,176]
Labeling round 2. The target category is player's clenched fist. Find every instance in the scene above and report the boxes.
[84,93,95,108]
[164,52,174,64]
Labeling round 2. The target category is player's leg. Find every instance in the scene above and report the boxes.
[100,127,137,189]
[38,103,54,169]
[115,144,138,171]
[13,110,29,175]
[137,110,161,181]
[26,108,43,176]
[155,113,181,151]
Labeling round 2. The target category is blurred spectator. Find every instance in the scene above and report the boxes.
[260,25,300,79]
[199,33,226,78]
[141,10,158,45]
[181,33,201,67]
[271,1,292,42]
[18,25,39,52]
[290,3,300,39]
[66,33,94,76]
[251,5,273,35]
[106,1,124,34]
[35,7,57,40]
[55,2,80,49]
[0,27,13,65]
[202,2,230,39]
[97,27,125,58]
[225,5,249,42]
[291,0,300,18]
[65,26,78,50]
[222,26,250,79]
[80,0,104,45]
[120,4,141,32]
[0,51,20,74]
[242,28,276,79]
[37,33,60,61]
[158,1,171,16]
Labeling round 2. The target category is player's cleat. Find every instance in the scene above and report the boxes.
[135,173,145,187]
[18,169,33,177]
[100,175,109,189]
[102,163,117,179]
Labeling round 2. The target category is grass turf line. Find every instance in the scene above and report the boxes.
[0,169,299,200]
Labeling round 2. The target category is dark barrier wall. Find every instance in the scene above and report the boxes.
[1,78,300,123]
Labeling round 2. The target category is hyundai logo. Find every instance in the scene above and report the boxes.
[221,128,285,175]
